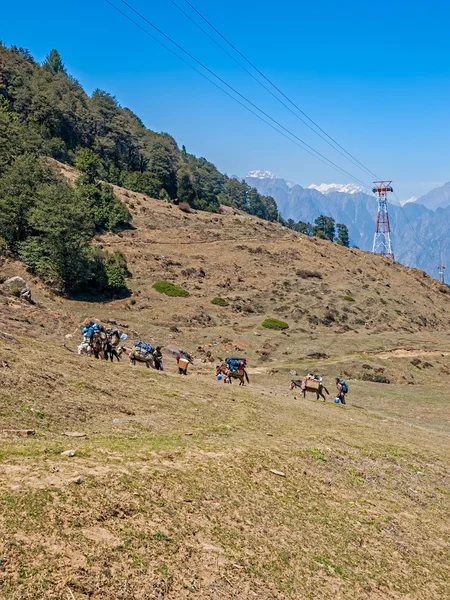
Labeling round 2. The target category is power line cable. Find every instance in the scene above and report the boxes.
[179,0,380,181]
[105,0,367,232]
[103,2,320,156]
[104,0,379,248]
[103,1,353,230]
[110,0,372,190]
[168,0,377,181]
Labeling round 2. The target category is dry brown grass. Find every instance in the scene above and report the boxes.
[1,336,450,599]
[1,168,450,598]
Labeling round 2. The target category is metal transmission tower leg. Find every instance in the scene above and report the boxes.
[372,181,395,260]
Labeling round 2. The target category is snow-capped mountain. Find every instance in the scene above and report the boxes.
[399,196,418,206]
[244,172,450,277]
[308,183,367,195]
[245,170,276,180]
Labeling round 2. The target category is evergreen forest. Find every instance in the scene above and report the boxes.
[0,44,280,294]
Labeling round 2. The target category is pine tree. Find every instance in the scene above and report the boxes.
[313,215,335,241]
[336,223,350,247]
[43,49,66,75]
[177,168,197,206]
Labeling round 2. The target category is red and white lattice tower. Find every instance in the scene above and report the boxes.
[372,181,394,260]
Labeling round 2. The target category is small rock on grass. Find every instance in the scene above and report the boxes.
[61,449,76,457]
[0,332,18,344]
[270,469,286,477]
[64,431,87,437]
[6,429,35,437]
[71,476,83,485]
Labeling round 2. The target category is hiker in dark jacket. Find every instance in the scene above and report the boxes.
[336,378,346,404]
[152,347,163,371]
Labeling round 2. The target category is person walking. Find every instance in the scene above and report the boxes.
[177,354,189,375]
[335,377,348,404]
[152,346,163,371]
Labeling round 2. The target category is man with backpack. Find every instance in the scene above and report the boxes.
[152,346,163,371]
[335,378,348,404]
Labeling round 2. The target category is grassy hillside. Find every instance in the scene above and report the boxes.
[1,171,450,599]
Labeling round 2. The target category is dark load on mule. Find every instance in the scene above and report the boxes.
[134,341,155,354]
[226,357,247,372]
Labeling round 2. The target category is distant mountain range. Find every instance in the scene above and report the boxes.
[245,171,450,278]
[416,182,450,211]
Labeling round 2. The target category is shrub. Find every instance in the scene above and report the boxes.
[211,297,229,307]
[296,269,322,279]
[0,236,8,256]
[362,373,390,384]
[178,202,192,213]
[153,280,189,297]
[10,285,21,298]
[262,318,289,330]
[343,295,355,302]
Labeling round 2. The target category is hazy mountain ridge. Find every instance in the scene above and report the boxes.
[416,182,450,211]
[245,174,450,277]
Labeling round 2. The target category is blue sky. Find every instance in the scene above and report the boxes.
[3,0,450,200]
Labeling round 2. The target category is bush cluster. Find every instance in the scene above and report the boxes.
[262,318,289,330]
[0,153,130,295]
[296,270,322,279]
[153,281,189,297]
[211,297,229,307]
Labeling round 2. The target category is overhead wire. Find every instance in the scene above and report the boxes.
[105,0,413,255]
[107,1,448,279]
[103,0,333,230]
[103,2,324,163]
[105,0,365,234]
[179,0,380,181]
[168,0,378,181]
[107,0,372,191]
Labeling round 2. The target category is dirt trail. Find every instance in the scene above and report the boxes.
[374,348,449,359]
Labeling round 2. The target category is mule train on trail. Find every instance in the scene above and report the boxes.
[77,321,188,373]
[78,323,127,362]
[216,357,250,386]
[129,341,163,370]
[290,374,330,401]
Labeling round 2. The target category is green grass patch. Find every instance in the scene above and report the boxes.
[151,532,172,542]
[307,448,327,461]
[343,295,355,302]
[10,285,22,298]
[211,297,229,307]
[314,556,344,578]
[152,280,189,297]
[262,318,289,330]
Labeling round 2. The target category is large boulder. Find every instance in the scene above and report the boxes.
[3,276,32,302]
